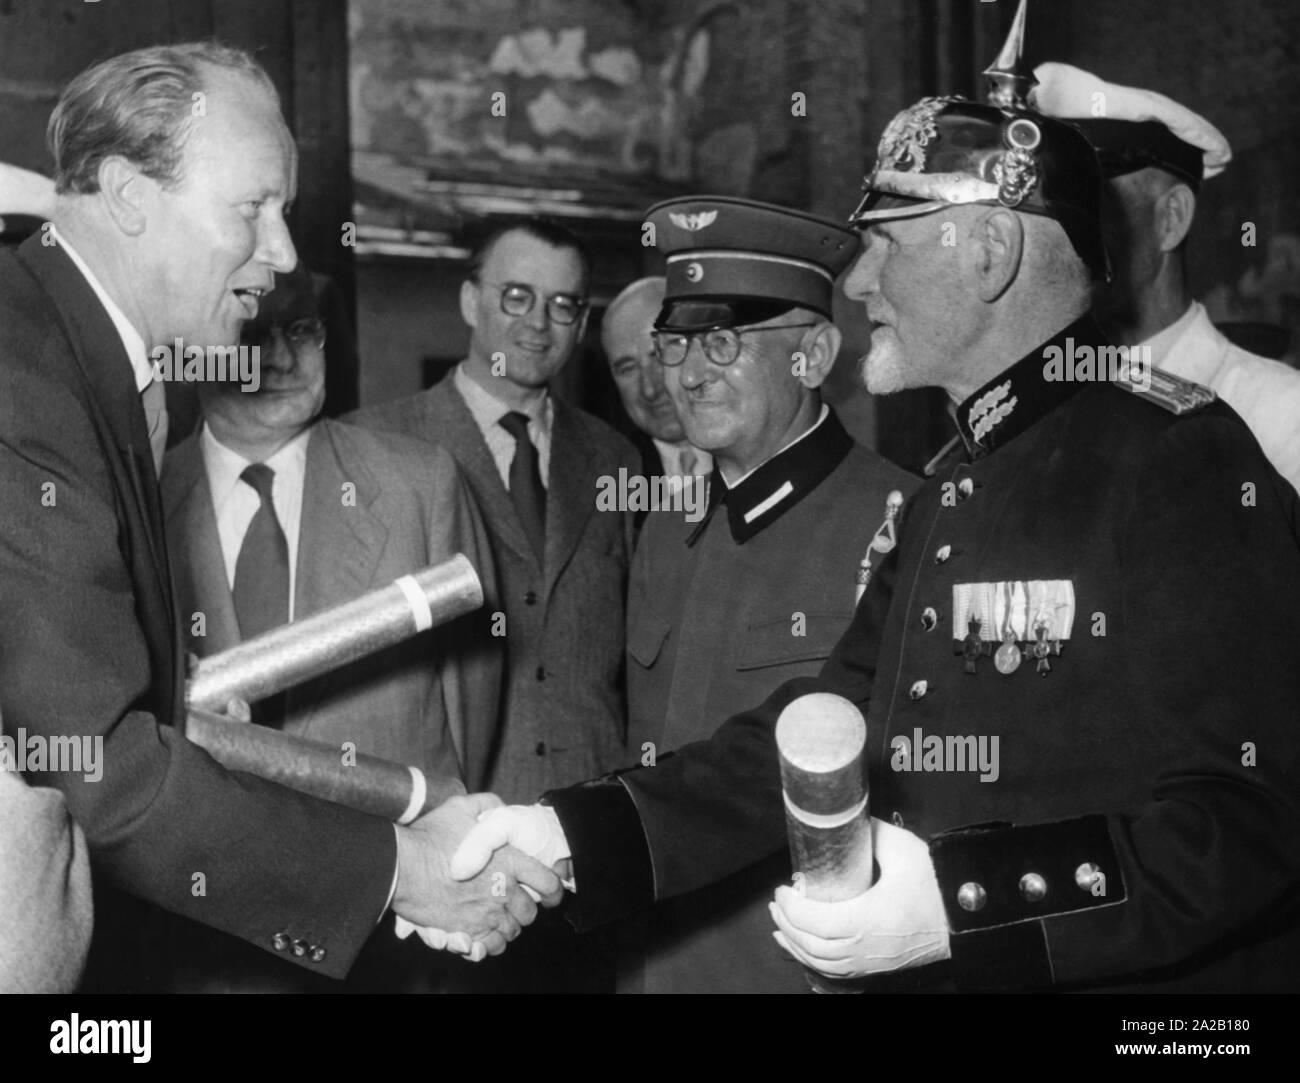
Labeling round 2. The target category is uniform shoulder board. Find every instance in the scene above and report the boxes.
[1111,364,1217,416]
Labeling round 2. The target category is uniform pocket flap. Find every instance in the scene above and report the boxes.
[736,611,853,671]
[627,618,672,668]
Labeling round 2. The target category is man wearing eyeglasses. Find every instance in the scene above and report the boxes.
[353,219,638,990]
[613,197,917,993]
[160,263,505,991]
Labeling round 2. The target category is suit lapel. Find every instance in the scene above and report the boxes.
[161,434,241,656]
[431,381,537,567]
[295,420,389,619]
[17,237,177,669]
[544,399,598,598]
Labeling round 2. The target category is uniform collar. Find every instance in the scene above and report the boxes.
[686,404,853,546]
[955,314,1103,459]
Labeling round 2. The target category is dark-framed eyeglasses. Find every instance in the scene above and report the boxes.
[652,323,819,367]
[480,281,588,326]
[242,316,326,351]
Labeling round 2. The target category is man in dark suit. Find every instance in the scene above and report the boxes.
[352,218,639,990]
[450,41,1300,992]
[0,42,557,991]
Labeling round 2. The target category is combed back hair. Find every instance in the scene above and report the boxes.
[468,217,593,294]
[48,41,278,195]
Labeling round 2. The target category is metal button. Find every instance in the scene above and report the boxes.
[524,590,538,606]
[272,933,290,952]
[934,544,952,564]
[908,679,928,701]
[921,607,938,630]
[957,882,987,912]
[958,477,974,499]
[310,946,327,963]
[535,741,546,756]
[1075,862,1103,892]
[291,939,308,957]
[535,665,545,680]
[1019,872,1048,902]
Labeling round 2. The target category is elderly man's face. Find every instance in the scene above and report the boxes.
[460,230,587,390]
[844,212,970,397]
[603,287,684,443]
[202,271,325,445]
[663,315,812,473]
[139,66,297,350]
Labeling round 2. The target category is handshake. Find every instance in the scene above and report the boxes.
[390,795,570,961]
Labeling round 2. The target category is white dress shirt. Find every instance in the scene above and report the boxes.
[200,423,311,620]
[1143,301,1300,495]
[652,439,712,478]
[453,362,553,490]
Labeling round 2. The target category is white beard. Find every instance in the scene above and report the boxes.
[859,325,910,395]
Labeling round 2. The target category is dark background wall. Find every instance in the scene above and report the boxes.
[3,0,1296,470]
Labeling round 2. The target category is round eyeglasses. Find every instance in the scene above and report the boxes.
[481,281,588,326]
[652,323,818,367]
[241,316,326,351]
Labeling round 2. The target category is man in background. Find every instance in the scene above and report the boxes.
[1034,62,1300,493]
[619,196,916,993]
[602,275,710,485]
[353,218,638,990]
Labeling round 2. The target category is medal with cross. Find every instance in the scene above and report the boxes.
[956,617,991,674]
[1025,618,1062,675]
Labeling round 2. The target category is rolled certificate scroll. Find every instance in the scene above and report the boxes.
[777,692,874,898]
[186,706,464,823]
[186,555,482,712]
[777,693,874,993]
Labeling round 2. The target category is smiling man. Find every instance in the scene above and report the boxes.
[353,220,639,991]
[601,275,710,485]
[160,263,503,990]
[0,43,559,992]
[616,197,916,993]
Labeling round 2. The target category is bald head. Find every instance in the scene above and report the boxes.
[602,276,685,443]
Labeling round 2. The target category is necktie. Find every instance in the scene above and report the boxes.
[499,411,547,561]
[232,464,290,726]
[141,379,169,476]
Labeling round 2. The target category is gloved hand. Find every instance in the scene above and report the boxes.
[770,816,951,979]
[449,803,573,888]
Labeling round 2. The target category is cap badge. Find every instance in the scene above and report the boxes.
[873,96,950,175]
[669,210,718,232]
[684,261,704,283]
[993,118,1041,207]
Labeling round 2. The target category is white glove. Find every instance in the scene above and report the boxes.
[770,817,951,979]
[450,803,573,889]
[395,804,572,961]
[393,917,486,962]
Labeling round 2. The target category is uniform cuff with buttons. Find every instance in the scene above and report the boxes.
[931,815,1124,989]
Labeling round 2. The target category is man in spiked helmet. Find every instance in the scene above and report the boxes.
[441,0,1300,992]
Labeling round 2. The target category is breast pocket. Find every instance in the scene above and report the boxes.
[736,611,854,672]
[627,617,671,671]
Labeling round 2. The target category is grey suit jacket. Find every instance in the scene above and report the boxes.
[351,378,640,803]
[0,737,93,992]
[161,417,503,787]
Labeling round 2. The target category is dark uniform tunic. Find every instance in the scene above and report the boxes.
[549,315,1300,991]
[622,408,916,993]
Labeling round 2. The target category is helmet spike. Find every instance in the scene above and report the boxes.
[984,0,1037,110]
